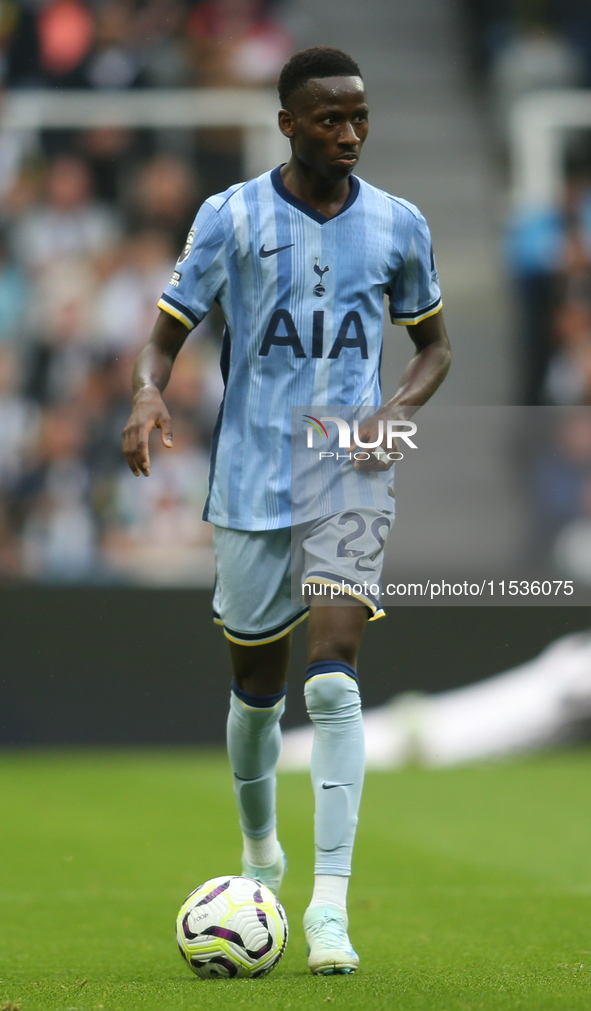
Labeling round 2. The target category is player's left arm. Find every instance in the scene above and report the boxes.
[387,307,451,415]
[351,308,451,470]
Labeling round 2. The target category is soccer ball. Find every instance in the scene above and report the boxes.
[176,875,288,979]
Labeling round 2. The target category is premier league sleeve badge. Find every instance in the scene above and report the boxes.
[177,228,196,265]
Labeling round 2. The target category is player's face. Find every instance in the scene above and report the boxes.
[280,76,369,181]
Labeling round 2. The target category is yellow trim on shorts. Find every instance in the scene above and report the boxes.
[303,577,385,621]
[220,609,309,646]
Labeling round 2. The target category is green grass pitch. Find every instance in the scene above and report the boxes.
[1,749,591,1011]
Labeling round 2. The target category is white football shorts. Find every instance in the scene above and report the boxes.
[212,507,392,645]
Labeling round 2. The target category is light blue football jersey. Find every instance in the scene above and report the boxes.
[158,166,442,530]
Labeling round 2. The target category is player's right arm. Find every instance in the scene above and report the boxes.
[122,309,193,477]
[123,197,226,475]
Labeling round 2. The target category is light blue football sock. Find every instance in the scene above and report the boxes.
[227,681,286,841]
[304,662,365,878]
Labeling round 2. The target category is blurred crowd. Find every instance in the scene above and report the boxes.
[459,1,591,580]
[0,0,294,584]
[4,1,591,585]
[1,0,292,90]
[515,409,591,581]
[462,0,591,408]
[507,157,591,410]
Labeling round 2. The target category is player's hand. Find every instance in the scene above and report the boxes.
[348,410,397,471]
[122,388,173,476]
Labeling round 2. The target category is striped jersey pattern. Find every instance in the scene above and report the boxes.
[158,166,442,530]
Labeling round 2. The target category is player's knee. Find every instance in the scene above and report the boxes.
[307,606,369,669]
[304,672,361,719]
[308,640,359,668]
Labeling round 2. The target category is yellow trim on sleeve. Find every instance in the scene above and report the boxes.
[157,299,194,329]
[393,301,443,326]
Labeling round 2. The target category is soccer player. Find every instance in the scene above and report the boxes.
[123,46,451,975]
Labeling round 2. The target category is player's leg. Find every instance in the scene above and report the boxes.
[297,505,391,973]
[303,599,368,974]
[226,636,290,894]
[213,525,307,895]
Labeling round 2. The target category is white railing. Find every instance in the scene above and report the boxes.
[0,88,289,179]
[510,89,591,210]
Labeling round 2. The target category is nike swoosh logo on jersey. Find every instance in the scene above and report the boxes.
[322,782,353,789]
[259,243,294,257]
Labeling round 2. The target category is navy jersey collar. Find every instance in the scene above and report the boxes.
[271,165,360,224]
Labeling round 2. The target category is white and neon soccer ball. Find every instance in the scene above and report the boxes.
[176,875,288,979]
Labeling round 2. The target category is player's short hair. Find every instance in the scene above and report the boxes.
[278,47,362,109]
